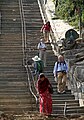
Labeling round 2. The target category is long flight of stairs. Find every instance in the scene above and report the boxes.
[0,0,84,119]
[0,0,36,115]
[22,0,84,117]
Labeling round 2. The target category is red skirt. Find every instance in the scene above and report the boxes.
[39,89,52,115]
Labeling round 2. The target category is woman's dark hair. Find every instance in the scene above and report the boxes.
[46,21,50,27]
[39,73,45,78]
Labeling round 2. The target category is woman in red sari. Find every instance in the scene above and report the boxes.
[36,73,52,116]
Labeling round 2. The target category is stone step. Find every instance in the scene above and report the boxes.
[53,103,79,107]
[0,61,22,65]
[0,40,22,44]
[53,105,82,111]
[25,15,42,19]
[2,17,20,20]
[25,19,42,23]
[0,64,23,67]
[24,11,42,15]
[25,21,43,26]
[0,67,25,71]
[0,91,35,98]
[67,106,84,110]
[1,28,21,31]
[1,10,20,13]
[0,72,27,76]
[52,96,75,100]
[52,99,79,104]
[0,54,23,59]
[0,39,21,43]
[0,51,22,53]
[23,7,40,11]
[0,89,29,94]
[15,113,56,120]
[0,66,25,70]
[1,30,21,33]
[66,107,84,114]
[0,68,26,72]
[0,6,19,9]
[1,23,21,27]
[0,82,27,87]
[0,83,28,89]
[0,101,35,106]
[0,50,23,56]
[0,2,17,5]
[0,33,21,38]
[0,57,23,60]
[2,14,20,17]
[0,52,22,55]
[0,84,30,91]
[53,109,84,115]
[0,105,36,114]
[0,46,22,49]
[0,78,27,82]
[23,2,39,6]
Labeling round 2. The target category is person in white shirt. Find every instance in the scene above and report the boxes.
[53,55,68,93]
[37,39,47,67]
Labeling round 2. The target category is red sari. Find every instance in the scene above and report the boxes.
[37,78,52,115]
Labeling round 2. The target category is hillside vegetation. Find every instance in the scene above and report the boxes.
[53,0,84,29]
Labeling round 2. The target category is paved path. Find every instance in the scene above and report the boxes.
[45,0,74,41]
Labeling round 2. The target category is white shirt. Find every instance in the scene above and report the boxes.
[37,42,46,49]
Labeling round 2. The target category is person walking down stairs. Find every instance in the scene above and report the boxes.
[37,39,47,67]
[36,73,52,117]
[32,56,44,81]
[40,21,51,43]
[53,55,68,93]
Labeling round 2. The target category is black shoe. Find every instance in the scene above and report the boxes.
[57,91,61,94]
[48,115,52,118]
[61,91,66,94]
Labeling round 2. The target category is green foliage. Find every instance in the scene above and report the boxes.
[54,0,84,29]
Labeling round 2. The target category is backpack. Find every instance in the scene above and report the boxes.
[56,61,66,70]
[36,60,44,73]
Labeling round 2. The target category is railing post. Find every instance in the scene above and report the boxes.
[19,0,27,66]
[64,102,67,117]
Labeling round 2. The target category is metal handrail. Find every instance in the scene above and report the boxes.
[19,0,38,110]
[64,102,67,116]
[20,0,27,50]
[19,0,25,66]
[25,64,38,110]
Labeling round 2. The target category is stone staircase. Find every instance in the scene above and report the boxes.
[22,0,84,117]
[0,0,36,116]
[0,0,84,119]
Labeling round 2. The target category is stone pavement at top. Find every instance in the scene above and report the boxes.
[44,0,75,40]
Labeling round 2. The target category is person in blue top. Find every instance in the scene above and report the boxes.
[53,55,68,93]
